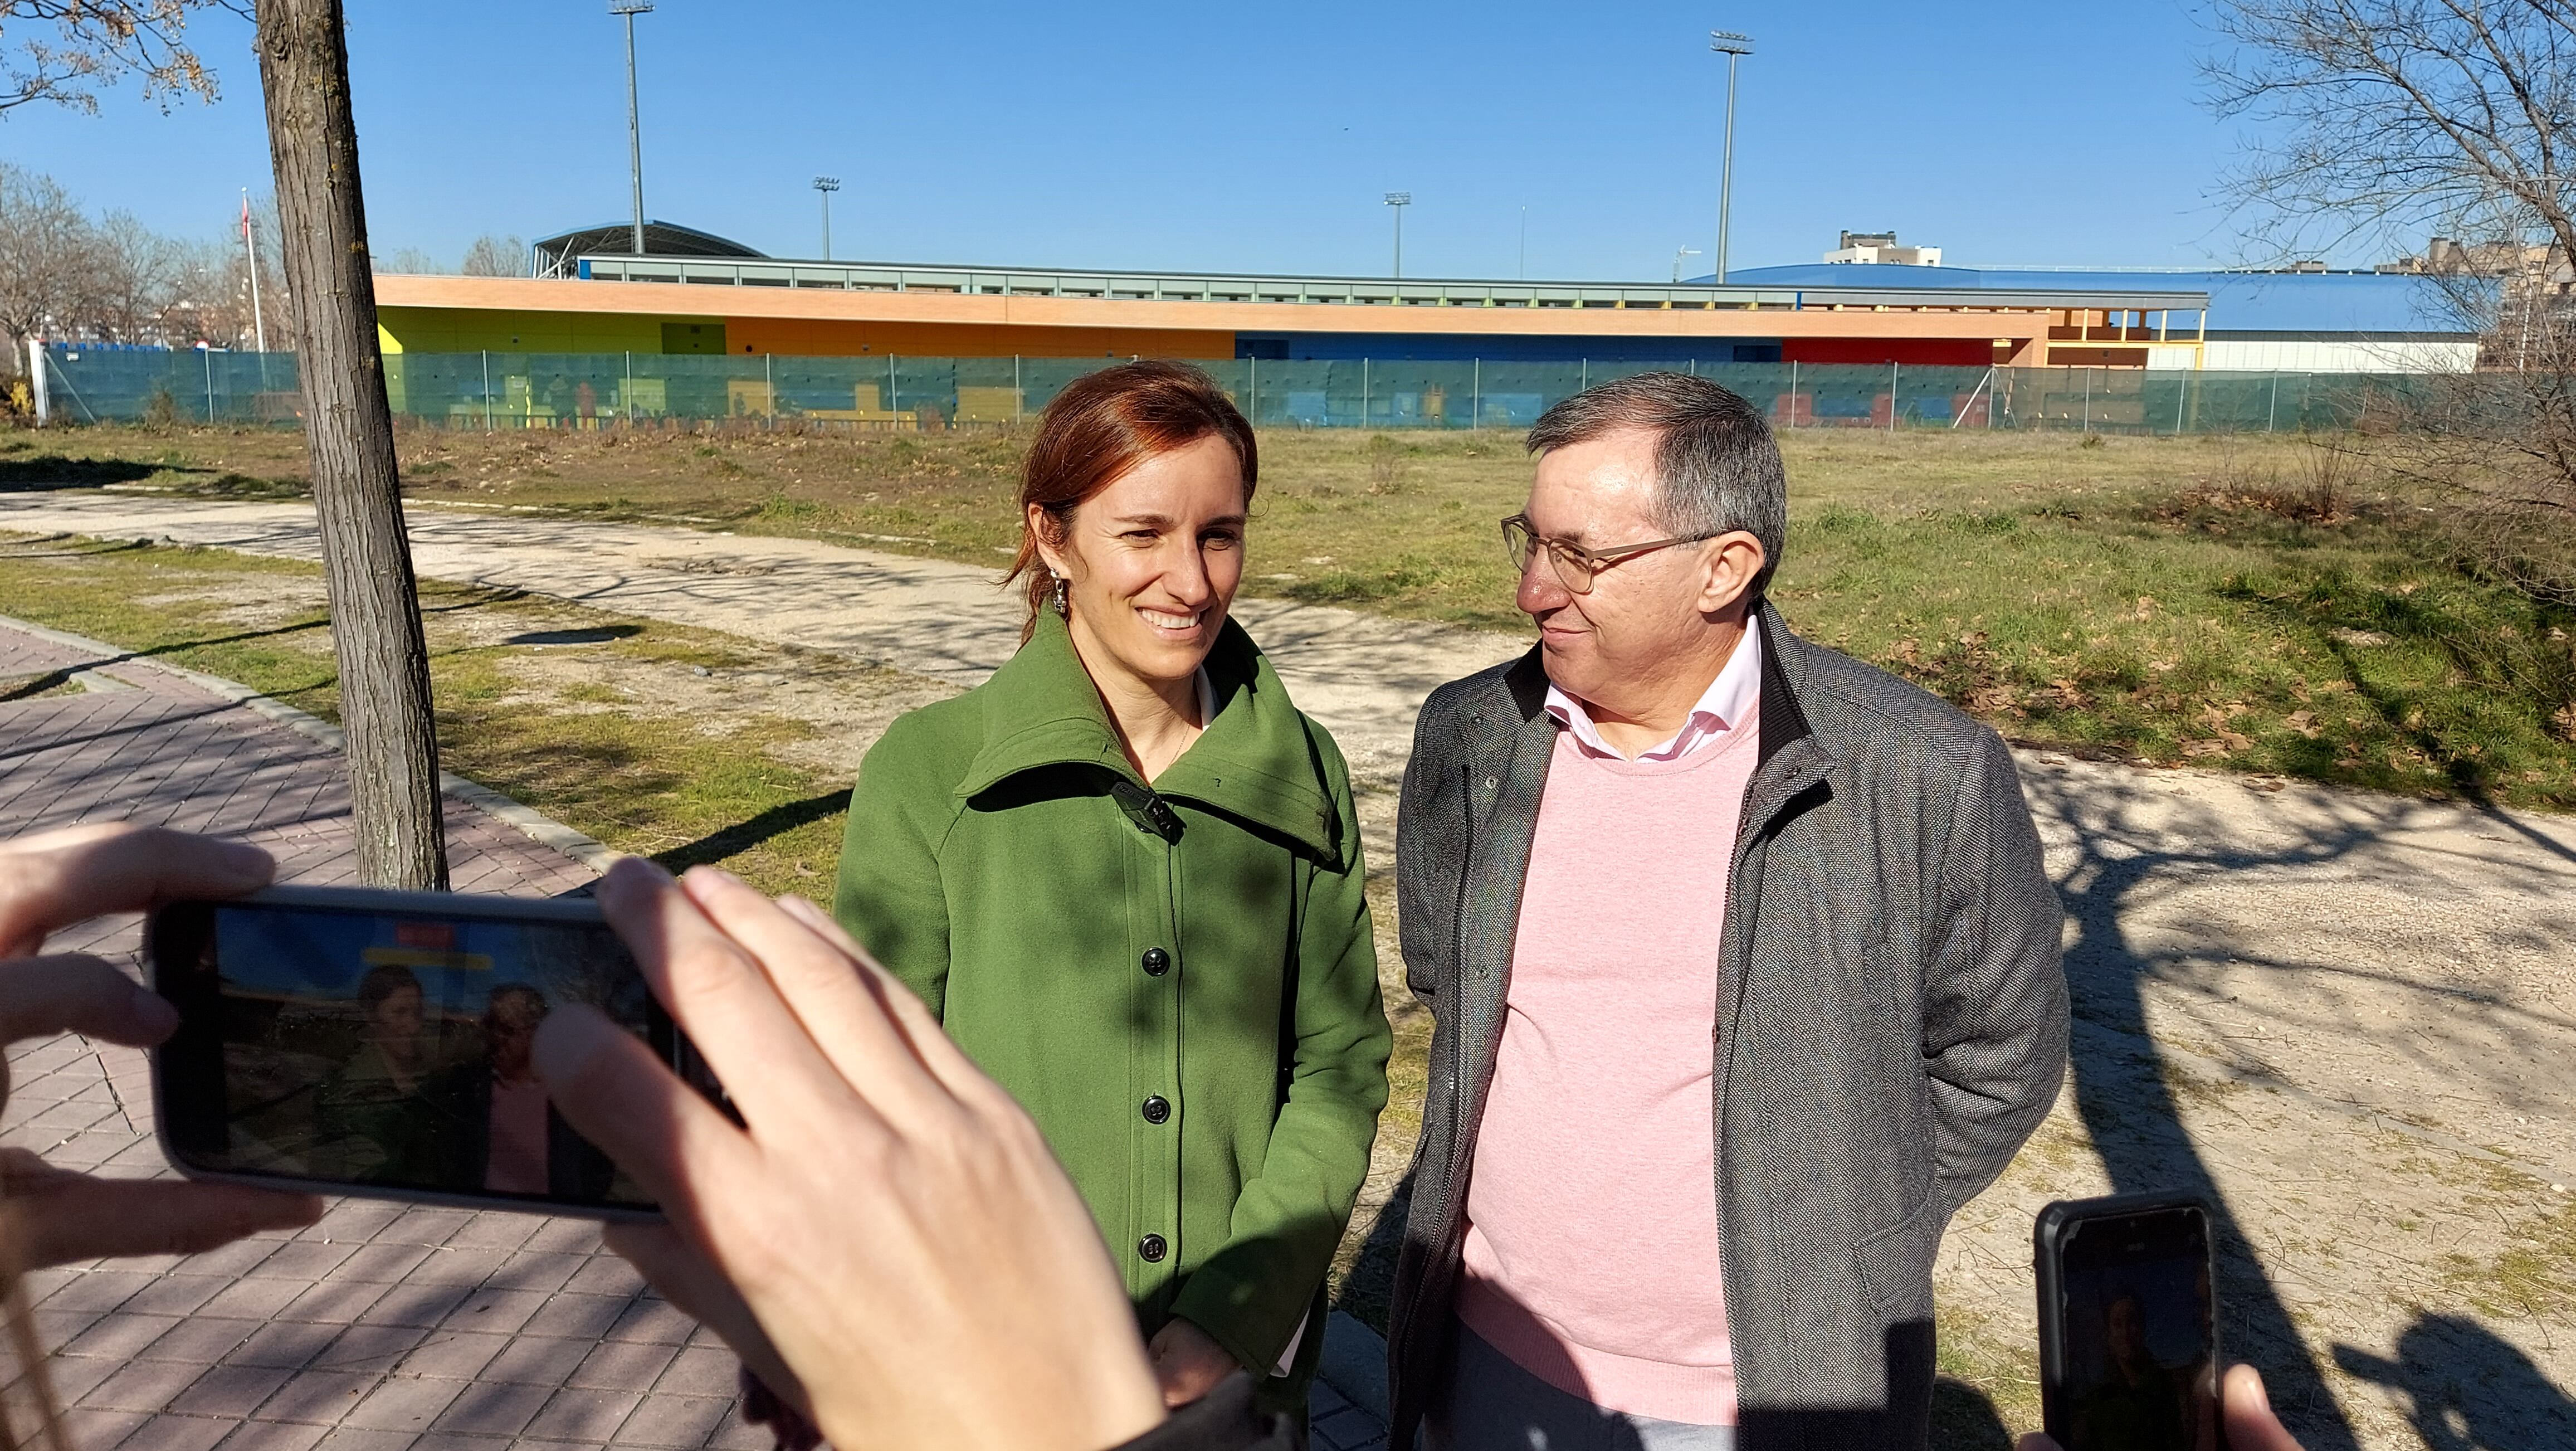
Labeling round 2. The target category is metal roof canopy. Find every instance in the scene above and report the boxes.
[573,254,2209,314]
[534,222,764,278]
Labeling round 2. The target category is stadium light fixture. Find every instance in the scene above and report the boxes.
[1710,29,1754,285]
[1385,192,1412,279]
[1674,245,1702,283]
[814,177,843,261]
[611,1,654,257]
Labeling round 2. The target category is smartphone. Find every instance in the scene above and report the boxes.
[150,885,710,1222]
[2035,1191,2226,1451]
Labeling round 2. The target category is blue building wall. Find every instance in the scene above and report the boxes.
[1233,332,1782,363]
[1711,264,2479,336]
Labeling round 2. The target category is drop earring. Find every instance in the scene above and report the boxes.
[1051,572,1070,618]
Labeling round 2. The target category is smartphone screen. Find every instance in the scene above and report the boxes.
[152,887,689,1218]
[2037,1194,2223,1451]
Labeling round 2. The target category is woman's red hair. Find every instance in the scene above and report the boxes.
[1007,361,1258,641]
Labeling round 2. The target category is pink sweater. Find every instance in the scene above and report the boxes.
[1454,716,1760,1425]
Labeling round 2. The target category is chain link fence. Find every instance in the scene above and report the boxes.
[33,344,2438,436]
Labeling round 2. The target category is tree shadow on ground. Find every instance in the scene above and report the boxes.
[650,788,851,874]
[2333,1313,2575,1449]
[0,456,183,491]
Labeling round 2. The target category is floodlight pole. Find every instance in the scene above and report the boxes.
[612,1,653,256]
[814,176,842,260]
[1674,245,1701,283]
[1710,30,1754,285]
[1384,192,1411,279]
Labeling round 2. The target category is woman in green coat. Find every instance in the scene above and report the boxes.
[834,362,1392,1414]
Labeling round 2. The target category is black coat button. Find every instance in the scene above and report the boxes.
[1141,947,1170,977]
[1142,1095,1170,1124]
[1138,1234,1168,1262]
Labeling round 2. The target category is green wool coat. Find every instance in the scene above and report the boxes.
[833,608,1392,1387]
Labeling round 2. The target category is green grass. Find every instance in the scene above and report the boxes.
[0,535,856,897]
[19,421,2576,810]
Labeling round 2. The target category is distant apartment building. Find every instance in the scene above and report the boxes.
[1824,231,1944,266]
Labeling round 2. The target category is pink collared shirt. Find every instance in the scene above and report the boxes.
[1456,627,1764,1425]
[1542,627,1762,762]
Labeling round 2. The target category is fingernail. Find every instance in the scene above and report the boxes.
[131,987,179,1038]
[219,841,274,881]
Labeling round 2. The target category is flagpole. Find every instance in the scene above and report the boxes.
[242,189,269,354]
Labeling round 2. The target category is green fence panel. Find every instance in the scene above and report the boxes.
[33,346,2496,439]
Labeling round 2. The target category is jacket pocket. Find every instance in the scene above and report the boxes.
[1853,1190,1943,1324]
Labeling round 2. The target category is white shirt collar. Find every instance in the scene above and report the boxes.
[1543,626,1761,762]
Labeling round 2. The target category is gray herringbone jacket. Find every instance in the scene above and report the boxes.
[1385,607,2067,1450]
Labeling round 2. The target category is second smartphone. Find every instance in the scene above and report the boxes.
[2035,1190,2228,1451]
[150,885,716,1221]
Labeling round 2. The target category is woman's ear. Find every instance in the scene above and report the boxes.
[1027,502,1074,579]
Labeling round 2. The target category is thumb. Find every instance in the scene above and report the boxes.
[2223,1365,2307,1451]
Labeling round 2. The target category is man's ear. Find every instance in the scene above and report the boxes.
[1695,532,1767,617]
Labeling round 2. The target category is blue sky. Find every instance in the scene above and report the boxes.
[4,1,2307,280]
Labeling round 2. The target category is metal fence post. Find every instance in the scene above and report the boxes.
[1249,356,1257,425]
[1580,358,1588,391]
[1014,355,1023,423]
[204,346,217,422]
[2082,368,2092,434]
[1472,358,1481,430]
[764,352,774,429]
[625,351,634,425]
[1788,359,1797,429]
[1362,357,1369,429]
[481,350,494,432]
[1888,361,1898,431]
[888,353,899,421]
[28,340,48,425]
[2174,372,2187,435]
[2266,372,2279,433]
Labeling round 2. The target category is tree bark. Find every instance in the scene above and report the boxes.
[253,0,447,890]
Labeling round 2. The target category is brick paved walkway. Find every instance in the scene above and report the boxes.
[1,619,1387,1451]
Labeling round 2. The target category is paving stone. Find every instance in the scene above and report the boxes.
[309,1325,431,1376]
[342,1376,465,1434]
[649,1346,739,1400]
[210,1418,332,1451]
[565,1339,676,1393]
[427,1380,554,1438]
[615,1393,731,1448]
[516,1293,630,1342]
[438,1289,550,1336]
[80,1355,204,1413]
[62,1311,180,1359]
[227,1322,345,1372]
[143,1316,264,1366]
[603,1296,695,1346]
[248,1369,378,1426]
[393,1331,510,1383]
[170,1365,300,1419]
[60,1407,150,1451]
[521,1388,638,1443]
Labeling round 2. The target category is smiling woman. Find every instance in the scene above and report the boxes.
[824,362,1392,1433]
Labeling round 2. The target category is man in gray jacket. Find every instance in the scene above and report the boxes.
[1387,373,2067,1450]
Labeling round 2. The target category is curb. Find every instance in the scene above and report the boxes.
[0,611,622,873]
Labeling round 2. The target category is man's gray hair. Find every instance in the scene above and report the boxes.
[1525,372,1786,596]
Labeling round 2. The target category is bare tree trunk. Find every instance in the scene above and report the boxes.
[253,0,447,890]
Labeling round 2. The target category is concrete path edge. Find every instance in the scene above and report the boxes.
[0,610,622,873]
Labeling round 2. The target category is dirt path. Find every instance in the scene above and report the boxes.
[7,489,2573,1447]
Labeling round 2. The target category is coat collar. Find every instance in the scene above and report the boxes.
[1490,603,1825,759]
[952,608,1344,861]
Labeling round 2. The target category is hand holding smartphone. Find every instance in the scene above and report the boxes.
[2035,1191,2228,1451]
[149,885,717,1220]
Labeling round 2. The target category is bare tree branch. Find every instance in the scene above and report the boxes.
[0,0,247,114]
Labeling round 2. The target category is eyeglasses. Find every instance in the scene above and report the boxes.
[1500,513,1714,594]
